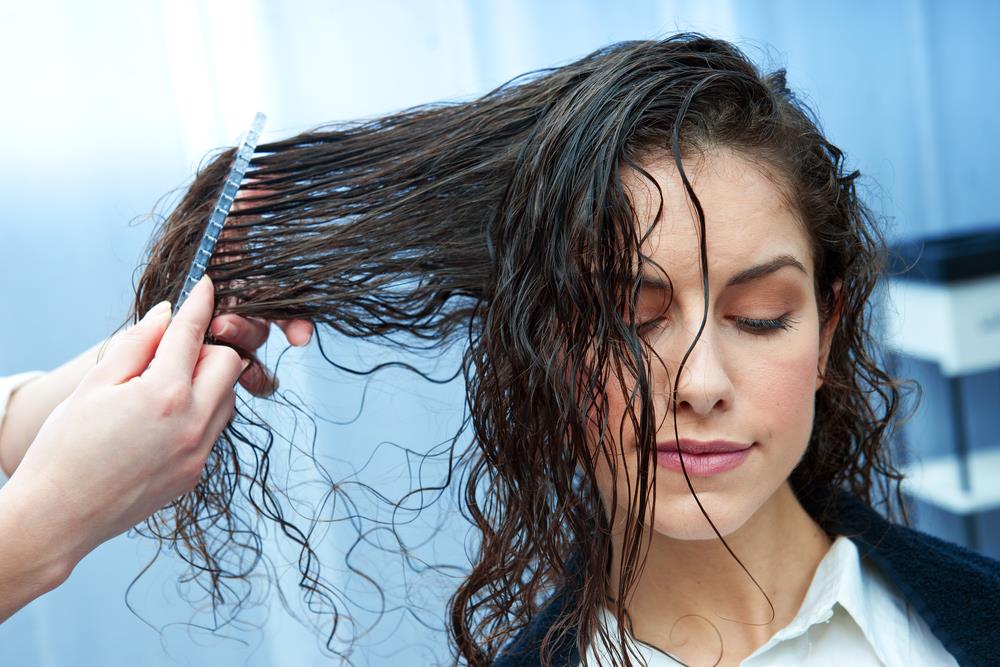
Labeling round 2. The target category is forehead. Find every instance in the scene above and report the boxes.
[621,148,814,284]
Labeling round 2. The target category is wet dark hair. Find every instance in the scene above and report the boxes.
[125,33,915,666]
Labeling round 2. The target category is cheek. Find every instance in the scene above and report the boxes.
[574,351,633,498]
[742,337,819,448]
[584,365,649,509]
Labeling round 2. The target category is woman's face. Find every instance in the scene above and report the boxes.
[590,147,839,541]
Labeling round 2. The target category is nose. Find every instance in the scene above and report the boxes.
[657,324,735,418]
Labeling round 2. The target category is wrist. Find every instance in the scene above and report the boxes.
[0,479,80,591]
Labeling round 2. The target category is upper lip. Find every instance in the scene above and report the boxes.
[657,439,753,454]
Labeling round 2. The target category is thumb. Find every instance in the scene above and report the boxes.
[82,301,173,387]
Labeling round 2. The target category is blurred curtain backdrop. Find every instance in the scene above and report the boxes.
[1,1,997,665]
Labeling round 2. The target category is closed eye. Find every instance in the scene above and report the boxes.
[732,314,798,335]
[636,314,799,335]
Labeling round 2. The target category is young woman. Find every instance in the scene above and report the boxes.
[10,33,999,666]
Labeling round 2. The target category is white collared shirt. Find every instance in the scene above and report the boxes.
[585,534,959,666]
[0,371,46,485]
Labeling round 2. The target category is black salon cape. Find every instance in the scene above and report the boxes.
[492,483,1000,667]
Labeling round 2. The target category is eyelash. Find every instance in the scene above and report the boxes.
[732,314,799,335]
[637,313,798,336]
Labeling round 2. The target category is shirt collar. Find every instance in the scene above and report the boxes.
[835,535,912,667]
[753,533,909,666]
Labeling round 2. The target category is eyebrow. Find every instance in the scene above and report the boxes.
[638,254,808,290]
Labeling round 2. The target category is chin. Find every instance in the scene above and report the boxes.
[594,456,791,542]
[642,487,764,541]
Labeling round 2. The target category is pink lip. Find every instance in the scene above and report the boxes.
[654,440,754,476]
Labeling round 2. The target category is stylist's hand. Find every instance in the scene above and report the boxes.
[209,314,312,396]
[8,275,245,573]
[0,294,311,479]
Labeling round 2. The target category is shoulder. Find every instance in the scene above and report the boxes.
[812,485,1000,667]
[491,583,582,667]
[813,484,1000,583]
[859,523,999,667]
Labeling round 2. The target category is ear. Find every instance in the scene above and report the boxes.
[816,280,843,391]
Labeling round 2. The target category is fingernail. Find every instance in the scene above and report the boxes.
[240,358,252,372]
[295,329,313,347]
[211,322,232,338]
[143,301,171,321]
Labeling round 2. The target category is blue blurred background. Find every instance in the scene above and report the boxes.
[1,1,998,665]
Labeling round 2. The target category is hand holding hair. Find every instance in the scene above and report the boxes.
[207,312,312,395]
[0,275,249,623]
[0,293,312,479]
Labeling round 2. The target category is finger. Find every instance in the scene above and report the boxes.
[195,389,239,461]
[275,319,314,346]
[238,362,278,397]
[209,314,269,351]
[82,301,173,387]
[191,343,249,407]
[148,275,216,384]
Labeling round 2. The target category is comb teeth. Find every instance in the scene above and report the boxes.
[173,112,267,315]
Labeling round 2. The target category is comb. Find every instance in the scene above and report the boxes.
[173,112,267,314]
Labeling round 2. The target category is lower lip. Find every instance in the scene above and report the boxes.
[655,446,753,476]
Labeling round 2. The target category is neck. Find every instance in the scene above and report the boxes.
[604,482,833,666]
